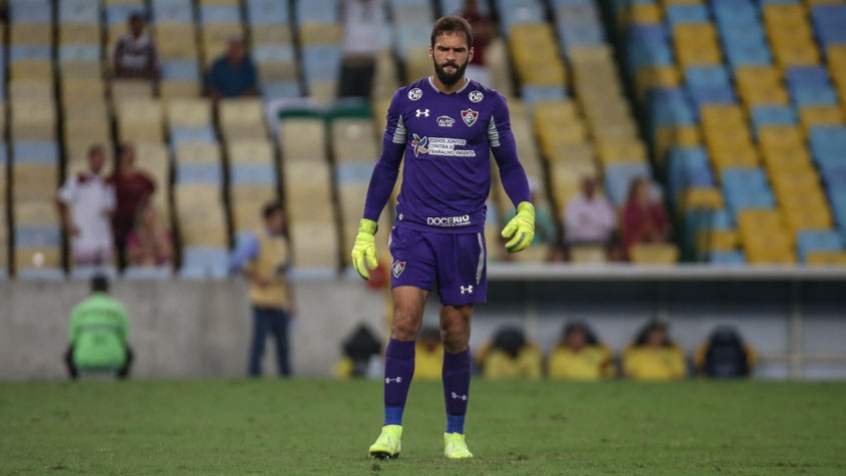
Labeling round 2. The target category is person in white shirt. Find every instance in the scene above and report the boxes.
[339,0,386,99]
[56,145,117,266]
[564,176,618,247]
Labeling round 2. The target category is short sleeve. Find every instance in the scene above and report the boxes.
[57,175,78,204]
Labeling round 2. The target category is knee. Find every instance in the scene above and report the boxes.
[392,308,422,341]
[440,314,470,353]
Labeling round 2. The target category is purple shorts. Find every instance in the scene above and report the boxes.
[389,226,487,306]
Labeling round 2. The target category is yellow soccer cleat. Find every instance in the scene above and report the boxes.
[369,425,402,460]
[444,432,474,459]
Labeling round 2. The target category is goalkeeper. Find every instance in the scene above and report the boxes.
[351,16,534,460]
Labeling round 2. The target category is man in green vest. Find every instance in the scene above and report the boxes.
[64,275,133,379]
[229,201,296,377]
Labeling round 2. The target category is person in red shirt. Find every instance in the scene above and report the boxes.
[621,177,670,256]
[460,0,497,86]
[109,143,156,268]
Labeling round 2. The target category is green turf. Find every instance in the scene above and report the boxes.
[1,380,844,475]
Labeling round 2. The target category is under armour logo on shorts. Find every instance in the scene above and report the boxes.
[460,285,473,295]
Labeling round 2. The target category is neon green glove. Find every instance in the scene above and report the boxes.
[501,202,535,253]
[351,218,379,280]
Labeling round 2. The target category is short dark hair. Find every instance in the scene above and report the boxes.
[91,274,109,293]
[431,15,474,49]
[88,144,104,158]
[263,201,284,220]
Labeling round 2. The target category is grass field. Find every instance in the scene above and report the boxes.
[1,379,844,475]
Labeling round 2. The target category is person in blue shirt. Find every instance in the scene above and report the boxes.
[207,37,259,102]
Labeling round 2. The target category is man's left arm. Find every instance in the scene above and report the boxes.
[489,94,535,253]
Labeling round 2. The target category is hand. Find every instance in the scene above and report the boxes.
[501,202,535,253]
[351,219,378,280]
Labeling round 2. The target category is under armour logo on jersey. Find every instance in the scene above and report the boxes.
[460,285,473,295]
[385,377,403,384]
[450,392,468,401]
[416,109,430,117]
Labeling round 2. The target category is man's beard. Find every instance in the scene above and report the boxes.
[433,58,468,86]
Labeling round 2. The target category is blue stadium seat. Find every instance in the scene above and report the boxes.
[124,266,173,280]
[230,163,277,186]
[10,46,52,62]
[396,22,435,53]
[724,44,772,69]
[498,3,545,32]
[152,0,194,24]
[685,66,731,88]
[649,88,697,126]
[709,251,746,265]
[666,5,709,26]
[440,0,491,15]
[336,163,375,184]
[797,231,843,261]
[751,105,797,134]
[13,142,59,164]
[176,163,222,184]
[710,209,735,230]
[199,5,241,25]
[59,45,100,63]
[713,3,758,27]
[668,147,714,203]
[296,0,340,24]
[105,4,146,26]
[558,23,604,49]
[59,0,100,24]
[809,126,846,166]
[786,66,831,88]
[162,60,200,82]
[262,81,302,100]
[521,86,567,105]
[180,246,229,279]
[15,226,61,248]
[246,0,290,25]
[720,25,767,45]
[723,188,776,211]
[10,0,52,23]
[170,127,217,150]
[555,5,599,24]
[70,265,119,281]
[253,45,297,64]
[17,268,66,281]
[605,162,652,206]
[627,24,667,46]
[722,168,770,193]
[792,87,839,107]
[627,44,674,68]
[301,46,342,83]
[689,86,737,110]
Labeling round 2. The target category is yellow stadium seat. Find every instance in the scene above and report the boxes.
[175,142,221,165]
[758,126,804,151]
[544,144,596,164]
[771,171,820,193]
[332,119,378,163]
[230,184,277,206]
[570,245,608,264]
[289,222,338,270]
[629,3,663,24]
[673,23,717,43]
[592,122,639,144]
[118,122,164,144]
[630,243,680,265]
[60,24,101,45]
[804,251,846,266]
[117,99,162,124]
[251,24,294,45]
[675,46,722,67]
[112,80,154,102]
[763,148,813,171]
[257,61,299,83]
[167,99,212,128]
[634,66,681,101]
[704,229,737,252]
[799,106,844,130]
[11,24,52,45]
[740,86,790,106]
[14,247,62,272]
[700,105,745,127]
[11,61,52,81]
[533,100,579,129]
[231,201,267,233]
[763,4,807,25]
[14,201,59,227]
[774,45,821,67]
[681,188,724,211]
[737,209,784,235]
[299,23,343,45]
[160,81,201,100]
[61,79,106,101]
[202,24,244,62]
[598,140,647,164]
[704,126,754,152]
[179,210,229,247]
[175,184,221,210]
[63,101,109,123]
[219,98,264,126]
[228,140,273,164]
[63,121,109,145]
[13,165,58,201]
[61,62,104,79]
[783,208,832,234]
[10,81,53,100]
[156,30,200,61]
[279,119,326,160]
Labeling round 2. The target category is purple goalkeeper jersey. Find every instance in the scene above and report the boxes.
[363,77,531,234]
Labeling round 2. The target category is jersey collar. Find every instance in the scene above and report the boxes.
[427,76,471,95]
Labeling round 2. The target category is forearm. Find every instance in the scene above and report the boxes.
[498,160,531,207]
[362,142,403,221]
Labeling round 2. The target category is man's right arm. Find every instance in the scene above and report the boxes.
[362,90,407,222]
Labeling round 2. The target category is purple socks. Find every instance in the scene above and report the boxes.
[442,349,471,434]
[383,338,415,426]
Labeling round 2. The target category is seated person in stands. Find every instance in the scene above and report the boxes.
[479,326,542,380]
[207,37,258,103]
[110,144,156,269]
[126,202,172,268]
[548,322,615,381]
[621,178,670,257]
[623,320,686,381]
[334,324,383,378]
[500,177,557,261]
[112,12,160,81]
[564,176,617,250]
[56,145,116,267]
[694,326,757,379]
[415,326,444,380]
[64,275,133,379]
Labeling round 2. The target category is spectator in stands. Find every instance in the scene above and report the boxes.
[694,326,757,379]
[229,202,296,377]
[479,327,542,380]
[126,202,172,268]
[502,178,557,258]
[415,326,444,380]
[64,275,133,380]
[622,178,670,255]
[56,145,116,267]
[622,320,686,381]
[112,12,160,81]
[548,322,615,380]
[339,0,386,100]
[564,176,617,249]
[207,37,259,103]
[110,144,156,269]
[459,0,497,85]
[334,323,383,378]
